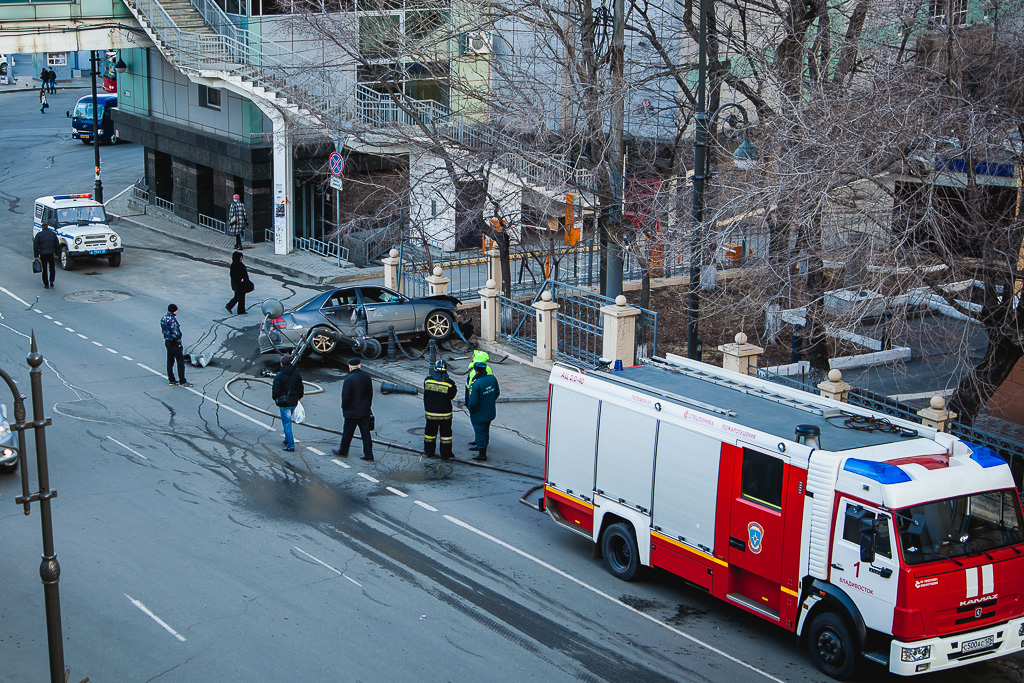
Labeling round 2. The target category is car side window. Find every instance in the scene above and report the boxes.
[35,204,43,221]
[360,288,385,304]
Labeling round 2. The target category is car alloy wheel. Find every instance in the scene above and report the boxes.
[309,329,337,355]
[425,311,454,340]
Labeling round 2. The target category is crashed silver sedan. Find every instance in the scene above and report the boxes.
[258,285,470,356]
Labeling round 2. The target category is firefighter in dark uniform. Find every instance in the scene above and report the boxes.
[423,359,458,460]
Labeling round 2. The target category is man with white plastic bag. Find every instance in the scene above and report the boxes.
[271,355,304,452]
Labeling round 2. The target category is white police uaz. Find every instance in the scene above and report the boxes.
[33,194,123,269]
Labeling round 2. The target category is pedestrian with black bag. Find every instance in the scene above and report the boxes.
[33,222,59,288]
[272,355,303,452]
[333,358,375,461]
[225,251,253,314]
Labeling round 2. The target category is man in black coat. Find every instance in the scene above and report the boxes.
[33,222,60,288]
[333,358,374,460]
[225,251,251,314]
[271,355,304,451]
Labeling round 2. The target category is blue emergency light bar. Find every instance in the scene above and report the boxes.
[51,194,93,200]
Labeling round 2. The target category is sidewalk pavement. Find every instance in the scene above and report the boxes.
[105,185,380,287]
[0,75,95,95]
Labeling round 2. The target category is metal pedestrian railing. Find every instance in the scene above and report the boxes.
[154,196,174,212]
[497,294,536,357]
[198,213,226,233]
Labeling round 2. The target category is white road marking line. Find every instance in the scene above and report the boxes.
[134,362,272,429]
[33,308,43,314]
[442,515,785,683]
[307,447,325,455]
[332,458,351,469]
[414,501,438,512]
[386,486,408,498]
[294,547,362,587]
[122,355,133,361]
[91,341,103,347]
[43,314,53,320]
[0,286,32,307]
[106,348,118,354]
[53,320,62,326]
[137,362,161,375]
[357,472,379,483]
[64,327,74,332]
[77,334,88,340]
[107,436,149,460]
[124,594,186,642]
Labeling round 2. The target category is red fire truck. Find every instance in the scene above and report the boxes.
[541,354,1024,678]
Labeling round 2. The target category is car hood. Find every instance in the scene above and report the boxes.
[422,294,460,306]
[56,223,116,237]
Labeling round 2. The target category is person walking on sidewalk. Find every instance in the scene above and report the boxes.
[423,359,457,460]
[272,355,303,452]
[228,194,247,250]
[39,87,47,113]
[33,222,59,289]
[47,68,57,93]
[160,304,193,388]
[225,251,252,314]
[333,358,374,461]
[467,361,499,462]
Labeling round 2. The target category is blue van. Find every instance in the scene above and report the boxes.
[68,93,119,144]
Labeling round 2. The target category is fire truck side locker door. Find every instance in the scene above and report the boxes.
[651,423,721,553]
[546,385,600,503]
[595,401,657,514]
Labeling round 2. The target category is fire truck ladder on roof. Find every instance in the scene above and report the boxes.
[588,366,738,418]
[646,357,833,417]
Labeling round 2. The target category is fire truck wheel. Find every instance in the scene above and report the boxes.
[806,612,856,680]
[601,523,641,581]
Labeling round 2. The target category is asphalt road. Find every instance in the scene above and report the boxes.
[2,87,1023,683]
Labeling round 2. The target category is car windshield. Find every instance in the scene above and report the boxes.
[73,102,104,119]
[894,489,1024,565]
[55,206,107,226]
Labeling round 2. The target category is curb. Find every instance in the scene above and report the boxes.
[0,84,92,96]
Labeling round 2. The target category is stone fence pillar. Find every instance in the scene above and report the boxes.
[718,332,764,376]
[817,369,852,402]
[426,266,450,296]
[487,248,503,295]
[479,279,499,343]
[533,291,558,365]
[383,248,402,292]
[601,295,641,367]
[918,395,957,432]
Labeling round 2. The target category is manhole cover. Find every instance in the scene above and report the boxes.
[64,290,132,303]
[407,427,425,436]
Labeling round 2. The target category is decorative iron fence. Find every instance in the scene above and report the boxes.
[497,295,536,358]
[198,213,226,233]
[399,270,429,298]
[755,366,1024,489]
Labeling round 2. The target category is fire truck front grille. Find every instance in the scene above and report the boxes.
[954,598,998,625]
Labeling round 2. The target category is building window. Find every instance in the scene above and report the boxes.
[47,53,68,67]
[930,0,967,27]
[740,449,784,510]
[199,85,222,110]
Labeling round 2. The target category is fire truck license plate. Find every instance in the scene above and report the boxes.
[962,635,994,653]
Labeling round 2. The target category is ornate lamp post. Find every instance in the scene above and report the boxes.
[1,335,66,683]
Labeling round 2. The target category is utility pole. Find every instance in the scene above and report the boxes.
[604,0,625,299]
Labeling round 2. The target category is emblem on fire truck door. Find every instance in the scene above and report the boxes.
[748,521,764,554]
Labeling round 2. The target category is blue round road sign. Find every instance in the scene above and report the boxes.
[329,152,344,176]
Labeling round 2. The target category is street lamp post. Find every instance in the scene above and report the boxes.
[687,0,757,359]
[90,50,103,203]
[1,335,66,683]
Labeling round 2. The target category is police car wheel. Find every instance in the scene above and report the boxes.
[807,612,856,680]
[59,247,76,271]
[602,523,642,581]
[108,253,121,267]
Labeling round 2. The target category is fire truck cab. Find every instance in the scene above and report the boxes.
[542,354,1024,679]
